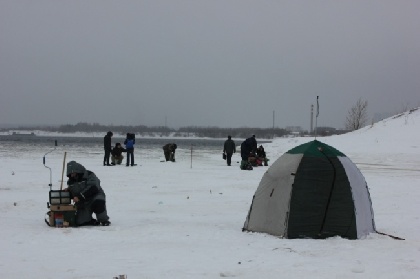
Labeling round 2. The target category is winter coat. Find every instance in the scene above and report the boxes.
[163,143,177,153]
[223,139,236,154]
[124,134,135,150]
[104,132,113,151]
[240,141,249,160]
[256,146,266,158]
[111,146,126,157]
[66,161,106,207]
[245,136,257,153]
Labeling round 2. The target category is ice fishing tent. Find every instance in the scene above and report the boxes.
[243,140,375,239]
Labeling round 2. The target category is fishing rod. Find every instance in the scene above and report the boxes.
[43,140,57,191]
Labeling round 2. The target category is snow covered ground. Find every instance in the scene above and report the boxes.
[1,109,419,278]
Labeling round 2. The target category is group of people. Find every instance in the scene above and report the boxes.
[223,135,269,170]
[106,131,267,170]
[65,132,267,227]
[103,131,136,167]
[65,132,178,227]
[104,131,178,166]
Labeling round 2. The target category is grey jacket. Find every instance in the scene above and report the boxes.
[66,161,106,206]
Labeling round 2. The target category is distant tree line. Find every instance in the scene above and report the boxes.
[52,123,290,139]
[3,122,352,138]
[51,122,173,135]
[176,126,289,139]
[3,122,294,139]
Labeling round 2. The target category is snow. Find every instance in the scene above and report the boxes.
[1,109,420,278]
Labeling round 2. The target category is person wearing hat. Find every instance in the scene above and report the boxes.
[124,133,136,166]
[223,135,236,166]
[65,161,111,226]
[103,131,113,166]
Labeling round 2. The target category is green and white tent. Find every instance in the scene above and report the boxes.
[243,140,376,239]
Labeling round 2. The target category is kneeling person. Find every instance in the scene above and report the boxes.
[66,161,111,226]
[111,142,126,165]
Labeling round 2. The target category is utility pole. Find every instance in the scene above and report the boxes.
[272,110,275,139]
[272,110,275,129]
[315,96,319,139]
[310,104,314,134]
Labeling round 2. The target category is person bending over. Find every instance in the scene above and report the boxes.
[66,161,111,226]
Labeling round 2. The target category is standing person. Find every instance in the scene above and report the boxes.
[65,161,111,226]
[111,143,126,165]
[241,140,250,162]
[124,133,136,166]
[240,135,258,170]
[245,135,257,154]
[240,140,250,169]
[103,131,113,166]
[223,135,236,166]
[163,143,177,162]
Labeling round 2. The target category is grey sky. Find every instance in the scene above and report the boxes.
[1,0,419,130]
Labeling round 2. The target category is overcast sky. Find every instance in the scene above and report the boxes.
[1,0,419,130]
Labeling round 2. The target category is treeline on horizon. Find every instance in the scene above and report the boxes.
[3,122,347,138]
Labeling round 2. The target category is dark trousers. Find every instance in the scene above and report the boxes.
[226,152,233,166]
[164,151,171,161]
[126,148,134,166]
[164,151,175,162]
[76,199,109,225]
[104,149,111,165]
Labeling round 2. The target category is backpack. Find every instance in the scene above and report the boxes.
[240,161,253,170]
[126,139,134,149]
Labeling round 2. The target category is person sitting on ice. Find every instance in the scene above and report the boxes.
[248,151,258,167]
[111,142,126,165]
[256,145,268,166]
[163,143,177,162]
[65,161,111,226]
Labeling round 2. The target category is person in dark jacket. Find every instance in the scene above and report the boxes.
[124,133,136,166]
[256,145,268,166]
[239,140,252,170]
[103,131,113,166]
[163,143,177,162]
[240,135,258,170]
[111,143,126,165]
[223,135,236,166]
[65,161,110,226]
[240,140,249,162]
[241,135,257,161]
[245,135,257,154]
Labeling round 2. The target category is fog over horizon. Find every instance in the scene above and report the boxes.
[1,1,419,130]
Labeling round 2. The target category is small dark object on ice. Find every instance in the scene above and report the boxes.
[101,220,111,226]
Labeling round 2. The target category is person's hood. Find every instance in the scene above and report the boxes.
[66,161,86,176]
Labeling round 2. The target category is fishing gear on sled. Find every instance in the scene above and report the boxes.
[43,141,77,228]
